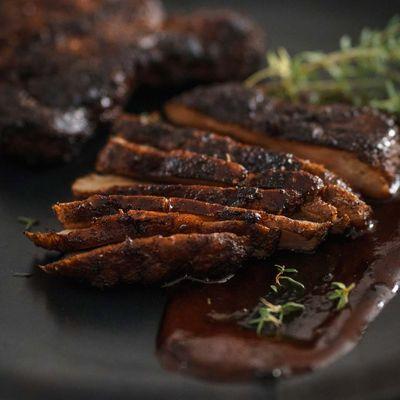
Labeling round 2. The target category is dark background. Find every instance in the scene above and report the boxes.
[1,1,400,399]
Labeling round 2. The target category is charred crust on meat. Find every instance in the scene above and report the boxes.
[166,83,400,197]
[0,2,265,163]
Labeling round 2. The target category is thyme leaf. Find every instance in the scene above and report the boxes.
[247,298,304,336]
[17,216,38,231]
[271,264,305,292]
[328,281,355,310]
[245,16,400,114]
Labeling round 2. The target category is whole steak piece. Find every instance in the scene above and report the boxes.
[0,0,265,163]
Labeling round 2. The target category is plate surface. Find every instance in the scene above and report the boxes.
[1,1,400,399]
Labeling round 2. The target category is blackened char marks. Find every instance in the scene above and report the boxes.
[0,2,265,163]
[52,195,331,251]
[115,115,303,173]
[39,233,275,286]
[26,211,279,253]
[171,83,400,178]
[72,174,305,215]
[96,137,248,185]
[96,137,321,194]
[134,10,265,86]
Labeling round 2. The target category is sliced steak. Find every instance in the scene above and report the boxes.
[38,232,277,287]
[52,195,331,251]
[165,83,400,198]
[99,115,371,230]
[96,137,323,195]
[26,210,279,252]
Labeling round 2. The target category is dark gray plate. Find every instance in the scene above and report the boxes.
[1,1,400,399]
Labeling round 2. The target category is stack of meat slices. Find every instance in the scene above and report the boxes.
[165,83,400,199]
[27,115,372,287]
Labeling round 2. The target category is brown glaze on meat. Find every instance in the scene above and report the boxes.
[52,195,330,251]
[115,114,303,173]
[39,232,277,287]
[114,114,349,190]
[96,137,323,195]
[0,0,163,163]
[25,210,279,253]
[102,116,371,230]
[96,137,248,186]
[72,174,306,215]
[134,10,265,86]
[166,83,400,198]
[0,2,265,163]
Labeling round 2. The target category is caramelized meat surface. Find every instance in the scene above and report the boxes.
[52,195,330,252]
[40,233,277,287]
[27,112,372,286]
[72,174,306,215]
[0,2,265,163]
[165,83,400,198]
[26,210,278,253]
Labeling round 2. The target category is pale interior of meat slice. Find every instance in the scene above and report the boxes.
[72,173,144,196]
[165,103,391,199]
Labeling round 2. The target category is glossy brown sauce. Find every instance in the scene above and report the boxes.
[157,198,400,381]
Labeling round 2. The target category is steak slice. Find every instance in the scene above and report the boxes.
[103,115,371,229]
[0,2,265,163]
[96,137,323,195]
[113,114,345,187]
[72,173,338,225]
[38,232,277,287]
[26,210,279,252]
[165,83,400,198]
[72,173,306,215]
[53,195,331,251]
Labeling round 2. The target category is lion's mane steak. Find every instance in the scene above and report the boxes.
[72,173,307,216]
[39,232,278,287]
[51,195,330,251]
[94,115,371,231]
[26,210,279,252]
[27,113,372,287]
[0,1,265,163]
[165,83,400,199]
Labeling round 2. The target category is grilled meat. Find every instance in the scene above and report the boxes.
[26,210,279,252]
[39,232,277,287]
[72,173,306,215]
[96,137,323,195]
[52,195,330,251]
[97,116,371,230]
[27,104,373,286]
[72,173,338,225]
[165,83,400,198]
[0,2,265,163]
[113,114,345,187]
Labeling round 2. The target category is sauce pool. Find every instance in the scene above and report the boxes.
[157,198,400,381]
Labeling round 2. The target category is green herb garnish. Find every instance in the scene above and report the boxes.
[328,281,355,310]
[247,298,304,335]
[271,264,305,293]
[17,216,38,230]
[245,16,400,114]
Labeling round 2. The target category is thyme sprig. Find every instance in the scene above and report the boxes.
[247,298,304,335]
[245,16,400,113]
[328,281,355,310]
[17,216,38,231]
[270,264,305,293]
